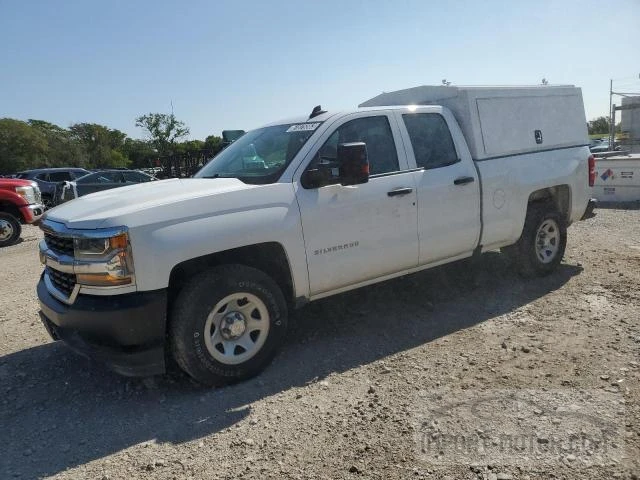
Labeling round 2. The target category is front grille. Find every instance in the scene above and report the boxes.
[44,233,74,257]
[34,189,42,204]
[47,267,77,297]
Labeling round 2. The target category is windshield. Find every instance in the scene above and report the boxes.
[195,122,322,184]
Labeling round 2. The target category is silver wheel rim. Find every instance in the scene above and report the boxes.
[0,218,14,242]
[535,219,560,264]
[203,292,270,365]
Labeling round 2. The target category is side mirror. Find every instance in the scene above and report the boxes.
[300,168,327,189]
[338,142,369,186]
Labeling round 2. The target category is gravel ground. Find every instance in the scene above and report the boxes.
[0,207,638,480]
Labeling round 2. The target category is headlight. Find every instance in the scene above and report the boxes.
[74,233,128,259]
[74,237,111,257]
[74,232,135,286]
[31,182,42,203]
[15,186,36,204]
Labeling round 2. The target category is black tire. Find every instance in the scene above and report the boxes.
[501,205,567,277]
[169,264,288,386]
[0,213,21,248]
[42,194,53,209]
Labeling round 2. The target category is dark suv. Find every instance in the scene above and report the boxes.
[54,169,156,204]
[15,168,90,208]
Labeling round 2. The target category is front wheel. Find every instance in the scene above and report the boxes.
[169,264,288,386]
[502,206,567,277]
[42,194,53,209]
[0,213,21,248]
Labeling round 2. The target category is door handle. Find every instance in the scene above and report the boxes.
[387,187,413,197]
[454,176,475,186]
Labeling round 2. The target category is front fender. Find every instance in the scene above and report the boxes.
[125,184,309,299]
[0,190,29,209]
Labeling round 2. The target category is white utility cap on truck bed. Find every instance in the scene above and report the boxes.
[360,85,589,161]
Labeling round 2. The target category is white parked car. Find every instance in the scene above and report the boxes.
[37,85,594,385]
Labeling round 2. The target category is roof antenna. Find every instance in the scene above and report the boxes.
[309,105,327,119]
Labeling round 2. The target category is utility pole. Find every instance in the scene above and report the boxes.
[608,75,640,150]
[609,79,614,147]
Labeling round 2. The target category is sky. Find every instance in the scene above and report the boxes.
[1,0,639,140]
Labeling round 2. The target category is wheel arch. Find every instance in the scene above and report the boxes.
[527,184,571,221]
[0,201,24,223]
[168,242,296,308]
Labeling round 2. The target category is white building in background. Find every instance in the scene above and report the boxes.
[621,96,640,153]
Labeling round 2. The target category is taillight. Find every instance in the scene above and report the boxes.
[588,154,596,187]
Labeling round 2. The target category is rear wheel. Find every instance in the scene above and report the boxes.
[502,206,566,277]
[169,264,288,386]
[0,213,21,248]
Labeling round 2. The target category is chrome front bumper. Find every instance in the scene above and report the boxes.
[39,239,137,305]
[20,203,45,224]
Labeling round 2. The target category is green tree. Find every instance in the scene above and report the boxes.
[204,135,223,155]
[120,138,157,168]
[107,150,130,168]
[588,116,610,135]
[69,123,130,168]
[28,119,85,167]
[175,139,205,156]
[135,113,189,157]
[0,118,48,174]
[587,116,624,136]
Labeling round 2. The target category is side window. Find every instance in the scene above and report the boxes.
[48,172,73,182]
[35,173,49,181]
[92,173,118,183]
[109,172,125,183]
[80,173,98,183]
[123,172,135,183]
[402,114,459,169]
[124,171,150,183]
[310,115,399,176]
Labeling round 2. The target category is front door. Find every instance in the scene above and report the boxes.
[295,112,419,296]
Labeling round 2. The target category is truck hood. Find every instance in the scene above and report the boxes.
[45,178,258,229]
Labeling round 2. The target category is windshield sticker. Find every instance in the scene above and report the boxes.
[286,123,321,133]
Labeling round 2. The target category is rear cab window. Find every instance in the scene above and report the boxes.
[401,113,459,170]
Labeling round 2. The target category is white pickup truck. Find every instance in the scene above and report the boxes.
[37,85,595,385]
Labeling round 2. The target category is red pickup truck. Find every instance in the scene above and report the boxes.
[0,178,45,247]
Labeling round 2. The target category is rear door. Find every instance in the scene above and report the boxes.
[394,108,481,265]
[295,112,419,296]
[46,172,74,204]
[34,173,55,196]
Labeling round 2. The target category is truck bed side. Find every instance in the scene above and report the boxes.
[476,146,591,251]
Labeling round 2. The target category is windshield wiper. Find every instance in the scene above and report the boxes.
[201,173,237,179]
